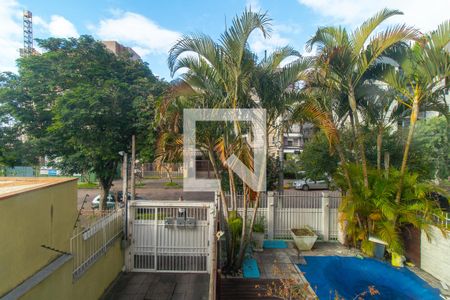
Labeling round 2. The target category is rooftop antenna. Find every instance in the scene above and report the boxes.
[20,10,33,57]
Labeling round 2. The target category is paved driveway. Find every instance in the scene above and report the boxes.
[102,272,209,300]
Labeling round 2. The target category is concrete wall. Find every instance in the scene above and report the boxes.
[21,239,123,300]
[421,226,450,285]
[0,179,77,296]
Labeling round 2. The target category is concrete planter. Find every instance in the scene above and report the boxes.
[290,227,318,251]
[252,232,265,251]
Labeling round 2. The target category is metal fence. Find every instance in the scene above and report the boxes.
[225,190,342,240]
[141,163,183,178]
[128,201,214,273]
[70,209,123,280]
[436,212,450,229]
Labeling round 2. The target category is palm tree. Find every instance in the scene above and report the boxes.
[154,93,189,182]
[168,10,312,270]
[306,8,420,187]
[336,164,447,255]
[168,10,272,270]
[359,84,405,171]
[382,20,450,203]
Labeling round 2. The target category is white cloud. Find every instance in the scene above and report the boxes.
[0,0,22,72]
[48,16,79,38]
[93,11,181,56]
[249,21,305,59]
[250,30,290,54]
[298,0,450,31]
[246,0,262,11]
[35,15,79,38]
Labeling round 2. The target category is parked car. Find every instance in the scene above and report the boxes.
[429,192,449,212]
[293,178,328,191]
[91,192,123,209]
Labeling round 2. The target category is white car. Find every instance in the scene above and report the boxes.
[91,193,120,209]
[293,179,328,191]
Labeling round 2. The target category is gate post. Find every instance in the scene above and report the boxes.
[125,202,134,272]
[267,192,275,240]
[322,192,330,241]
[208,201,217,300]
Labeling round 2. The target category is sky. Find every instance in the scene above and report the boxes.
[1,0,449,80]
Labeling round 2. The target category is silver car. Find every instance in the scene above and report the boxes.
[293,178,328,190]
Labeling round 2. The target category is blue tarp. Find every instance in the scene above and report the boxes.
[298,256,441,300]
[263,240,288,249]
[243,258,260,278]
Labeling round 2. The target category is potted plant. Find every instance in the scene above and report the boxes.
[290,227,318,251]
[252,217,265,251]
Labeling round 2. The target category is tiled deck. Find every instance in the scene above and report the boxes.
[102,272,209,300]
[254,241,359,279]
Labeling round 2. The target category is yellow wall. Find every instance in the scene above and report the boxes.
[0,179,77,296]
[21,239,124,300]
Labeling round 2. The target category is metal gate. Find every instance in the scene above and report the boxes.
[127,200,214,273]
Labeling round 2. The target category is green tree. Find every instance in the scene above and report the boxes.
[0,73,39,167]
[381,20,450,202]
[307,8,420,187]
[412,116,449,180]
[335,164,447,255]
[1,36,163,208]
[168,9,310,270]
[299,132,338,181]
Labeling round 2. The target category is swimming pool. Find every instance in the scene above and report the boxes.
[298,256,440,300]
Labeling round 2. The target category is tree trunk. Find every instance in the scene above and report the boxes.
[396,98,419,203]
[235,191,261,269]
[348,111,356,153]
[99,181,110,211]
[165,165,173,183]
[208,147,234,270]
[384,152,390,178]
[348,86,369,188]
[98,162,117,210]
[235,185,248,269]
[376,126,384,171]
[335,141,352,192]
[228,168,236,210]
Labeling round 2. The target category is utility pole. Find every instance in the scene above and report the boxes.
[120,151,128,238]
[131,135,136,200]
[122,152,128,200]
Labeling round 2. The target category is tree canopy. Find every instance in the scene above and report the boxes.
[0,35,166,206]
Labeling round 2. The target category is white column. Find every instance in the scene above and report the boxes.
[267,191,275,240]
[125,202,134,272]
[322,192,330,241]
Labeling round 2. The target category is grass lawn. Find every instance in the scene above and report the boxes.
[164,182,182,189]
[135,182,146,188]
[78,182,99,189]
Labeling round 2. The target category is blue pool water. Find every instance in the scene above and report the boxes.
[298,256,440,300]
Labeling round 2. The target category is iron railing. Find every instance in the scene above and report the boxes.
[70,209,123,280]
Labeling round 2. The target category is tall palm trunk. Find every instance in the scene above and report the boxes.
[235,184,248,269]
[335,141,353,192]
[376,126,384,171]
[349,86,369,188]
[208,148,234,268]
[228,168,237,210]
[396,97,419,203]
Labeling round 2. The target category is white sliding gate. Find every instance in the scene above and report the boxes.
[127,200,215,273]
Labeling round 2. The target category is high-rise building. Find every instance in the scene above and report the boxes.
[102,41,141,61]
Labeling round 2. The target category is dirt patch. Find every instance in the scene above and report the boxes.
[292,228,315,236]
